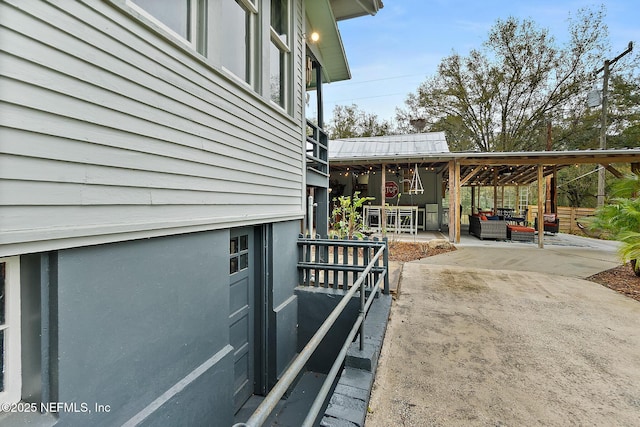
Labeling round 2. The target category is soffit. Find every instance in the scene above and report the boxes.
[305,0,350,83]
[330,0,383,21]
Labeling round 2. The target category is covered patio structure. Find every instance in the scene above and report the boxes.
[329,140,640,248]
[329,133,451,234]
[446,149,640,248]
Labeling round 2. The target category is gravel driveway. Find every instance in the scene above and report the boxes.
[366,245,640,426]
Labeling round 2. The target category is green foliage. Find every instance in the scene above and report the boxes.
[330,192,375,239]
[619,232,640,276]
[590,175,640,268]
[556,165,598,208]
[327,104,392,139]
[607,75,640,148]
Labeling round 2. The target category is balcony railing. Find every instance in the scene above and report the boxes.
[297,236,389,294]
[233,236,388,427]
[306,120,328,176]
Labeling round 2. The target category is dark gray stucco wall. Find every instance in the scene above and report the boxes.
[271,221,300,379]
[295,287,359,374]
[53,231,233,427]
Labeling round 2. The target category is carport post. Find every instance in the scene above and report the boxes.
[455,160,461,243]
[448,161,454,242]
[471,186,476,214]
[381,163,386,237]
[493,169,498,213]
[448,160,460,243]
[537,164,544,248]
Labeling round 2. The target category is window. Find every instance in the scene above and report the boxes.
[129,0,206,53]
[270,0,290,108]
[127,0,257,85]
[125,0,292,112]
[131,0,191,40]
[0,257,21,404]
[221,0,258,84]
[230,235,249,274]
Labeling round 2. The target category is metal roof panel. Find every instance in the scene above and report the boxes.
[329,132,450,160]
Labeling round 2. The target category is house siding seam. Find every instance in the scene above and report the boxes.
[0,0,306,255]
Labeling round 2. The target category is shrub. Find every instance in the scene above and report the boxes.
[330,192,374,239]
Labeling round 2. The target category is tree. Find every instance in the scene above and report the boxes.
[606,74,640,148]
[557,165,598,208]
[398,6,608,152]
[553,73,640,152]
[327,104,392,139]
[395,111,477,151]
[552,72,640,207]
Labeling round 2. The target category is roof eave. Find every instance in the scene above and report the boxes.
[331,0,384,21]
[305,0,350,84]
[329,148,640,165]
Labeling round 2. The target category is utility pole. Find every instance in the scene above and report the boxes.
[594,41,633,207]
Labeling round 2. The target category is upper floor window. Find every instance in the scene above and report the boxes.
[0,257,21,404]
[221,0,258,85]
[124,0,291,112]
[129,0,206,52]
[269,0,290,109]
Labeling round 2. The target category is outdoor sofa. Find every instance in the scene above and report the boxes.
[534,213,560,234]
[468,214,507,240]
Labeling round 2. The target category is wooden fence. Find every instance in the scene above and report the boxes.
[527,206,596,234]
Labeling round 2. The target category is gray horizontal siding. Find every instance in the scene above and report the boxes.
[0,0,306,255]
[295,0,304,123]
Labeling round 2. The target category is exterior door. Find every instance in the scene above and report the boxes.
[229,228,255,412]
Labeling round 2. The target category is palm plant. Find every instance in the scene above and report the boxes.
[590,174,640,276]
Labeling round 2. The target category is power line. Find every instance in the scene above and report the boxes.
[328,73,425,86]
[328,92,408,103]
[557,167,602,188]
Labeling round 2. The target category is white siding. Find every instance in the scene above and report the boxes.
[0,0,306,256]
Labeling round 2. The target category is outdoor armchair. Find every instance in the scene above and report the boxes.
[534,214,560,234]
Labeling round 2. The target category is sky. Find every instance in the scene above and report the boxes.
[310,0,640,125]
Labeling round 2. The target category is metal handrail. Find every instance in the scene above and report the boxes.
[233,245,386,427]
[302,270,385,427]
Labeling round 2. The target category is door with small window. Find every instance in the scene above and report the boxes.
[229,228,255,412]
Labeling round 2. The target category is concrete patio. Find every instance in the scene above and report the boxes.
[366,232,640,426]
